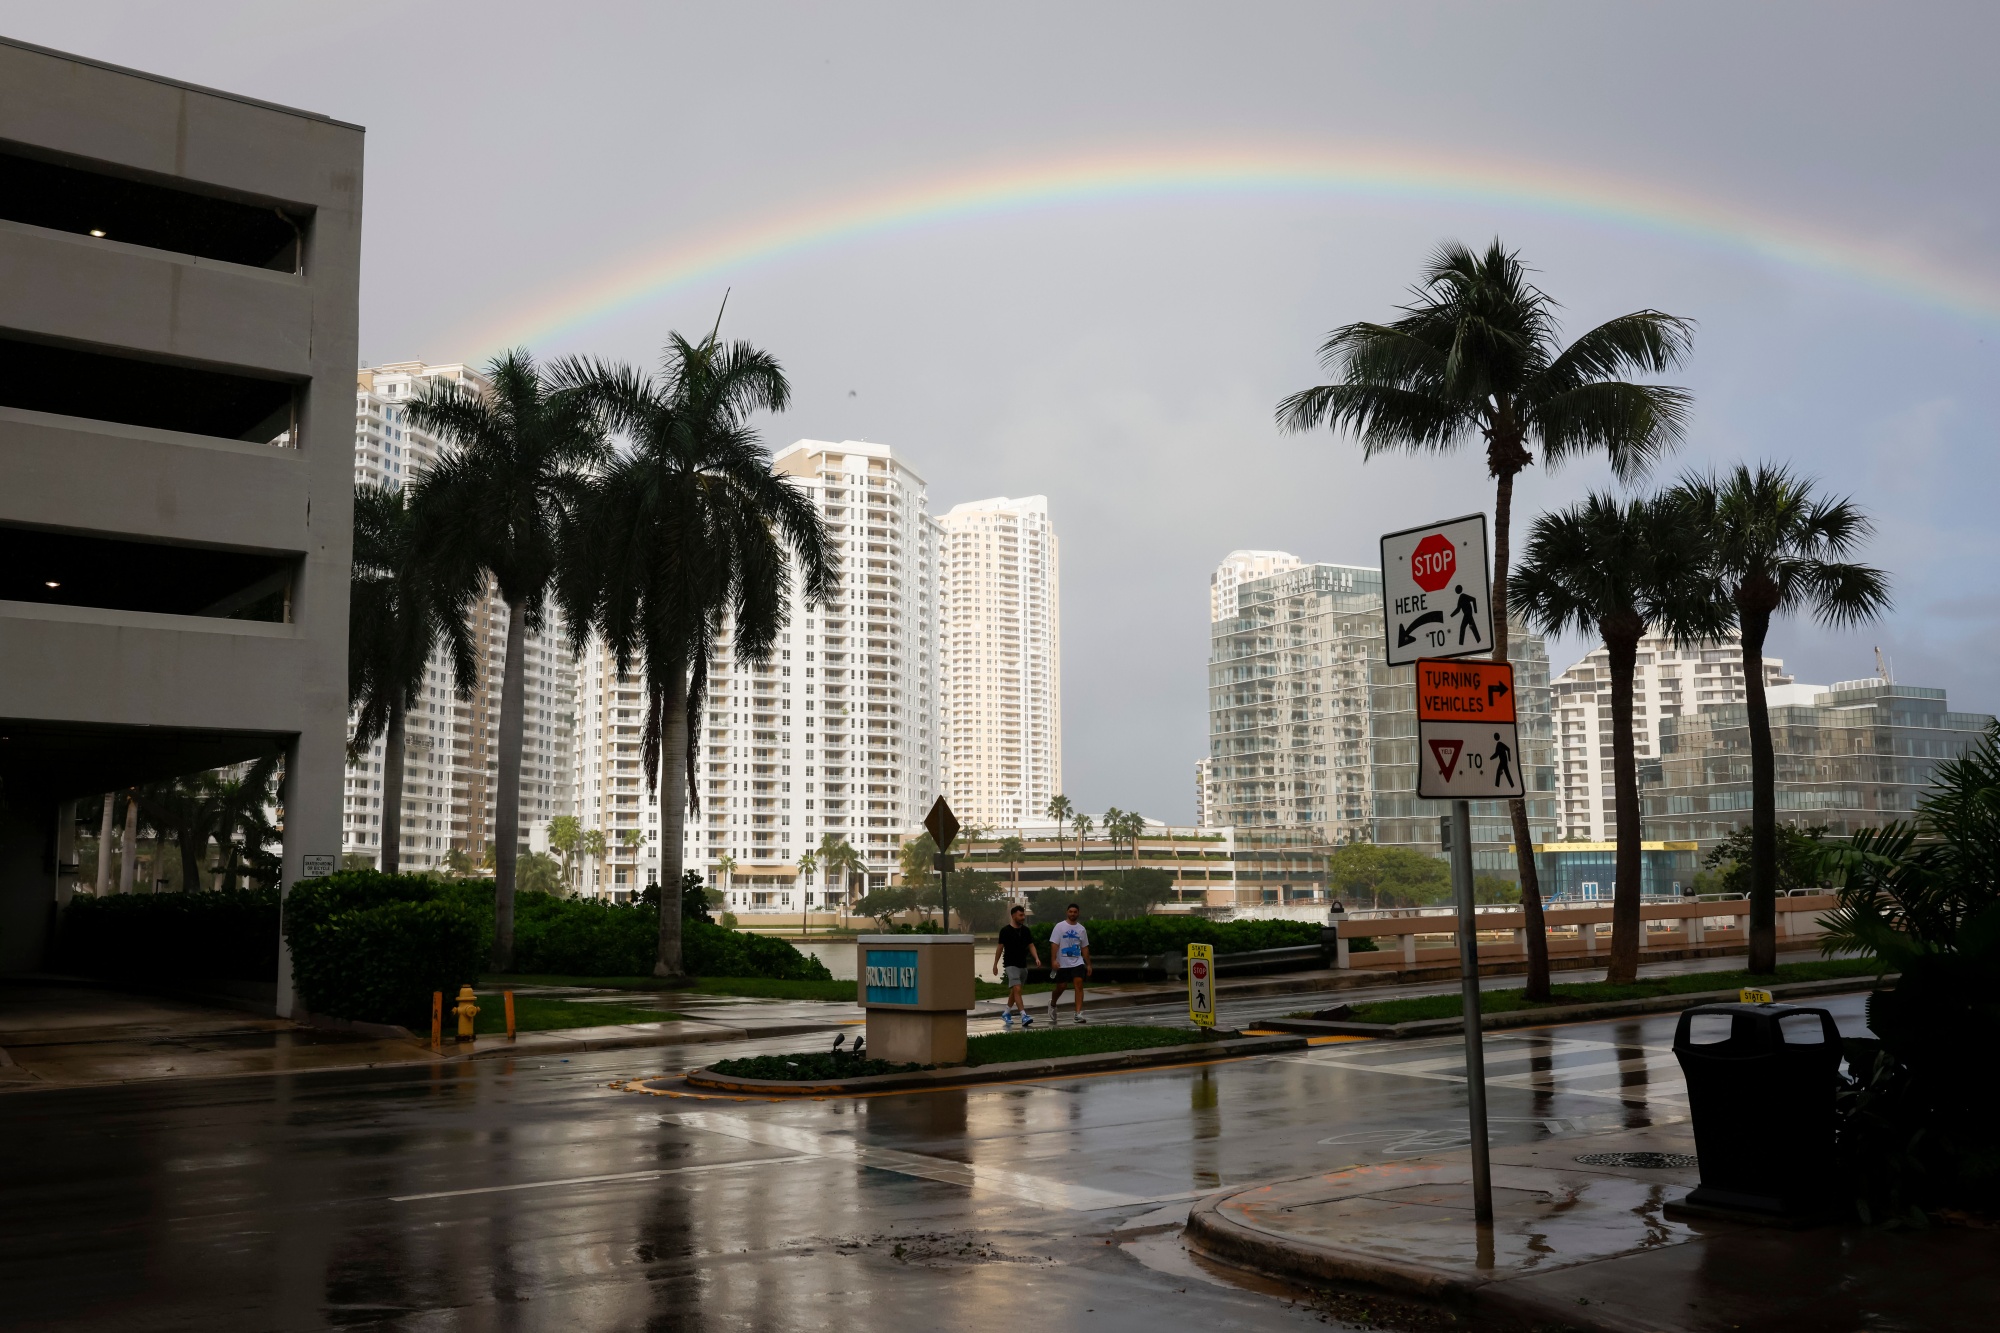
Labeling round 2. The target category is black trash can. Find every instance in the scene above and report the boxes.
[1673,1002,1843,1219]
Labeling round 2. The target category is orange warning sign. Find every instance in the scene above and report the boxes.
[1415,658,1516,723]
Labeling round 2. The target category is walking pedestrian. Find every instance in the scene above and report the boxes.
[992,904,1040,1031]
[1046,902,1092,1025]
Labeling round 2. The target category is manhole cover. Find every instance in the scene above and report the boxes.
[1574,1151,1698,1169]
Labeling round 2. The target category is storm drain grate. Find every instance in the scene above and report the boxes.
[1574,1151,1698,1169]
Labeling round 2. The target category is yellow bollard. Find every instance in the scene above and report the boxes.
[431,991,443,1050]
[453,984,480,1042]
[504,990,517,1040]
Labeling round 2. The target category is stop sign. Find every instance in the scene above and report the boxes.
[1191,960,1208,981]
[1411,534,1456,592]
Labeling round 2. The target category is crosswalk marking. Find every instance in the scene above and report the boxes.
[1278,1034,1687,1107]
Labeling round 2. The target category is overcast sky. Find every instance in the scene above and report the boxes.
[10,3,1998,821]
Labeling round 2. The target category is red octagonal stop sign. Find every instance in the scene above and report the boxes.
[1411,534,1456,592]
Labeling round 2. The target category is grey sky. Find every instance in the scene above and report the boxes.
[10,3,1997,821]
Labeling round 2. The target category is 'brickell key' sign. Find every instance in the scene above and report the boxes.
[864,950,920,1005]
[1379,514,1492,668]
[1414,657,1524,800]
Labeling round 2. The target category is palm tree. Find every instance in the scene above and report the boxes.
[618,827,643,890]
[816,833,863,914]
[796,849,819,932]
[580,828,607,894]
[1103,807,1127,877]
[715,851,737,909]
[1070,812,1095,889]
[998,835,1027,903]
[1677,464,1890,972]
[402,350,606,968]
[547,813,582,890]
[1277,239,1694,1000]
[347,484,478,874]
[1512,492,1727,983]
[1044,795,1075,887]
[555,328,835,979]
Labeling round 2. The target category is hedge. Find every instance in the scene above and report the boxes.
[1032,915,1324,956]
[55,886,281,983]
[281,872,485,1028]
[510,894,831,981]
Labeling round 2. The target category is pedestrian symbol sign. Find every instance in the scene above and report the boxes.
[1380,514,1492,667]
[1415,658,1523,800]
[1187,943,1215,1029]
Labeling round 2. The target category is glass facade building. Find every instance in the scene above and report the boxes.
[1643,681,1995,849]
[1531,841,1700,901]
[1207,562,1558,882]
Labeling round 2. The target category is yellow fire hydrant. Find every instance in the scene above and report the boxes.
[453,985,480,1042]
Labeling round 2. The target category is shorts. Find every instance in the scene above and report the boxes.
[1004,965,1030,987]
[1053,965,1086,984]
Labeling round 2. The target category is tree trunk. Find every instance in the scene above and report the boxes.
[1489,462,1553,1000]
[1740,608,1778,973]
[119,795,138,894]
[489,595,529,972]
[1604,628,1644,983]
[655,659,690,978]
[96,794,115,894]
[381,702,406,874]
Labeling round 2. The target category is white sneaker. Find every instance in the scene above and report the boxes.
[1074,1014,1087,1025]
[1048,1009,1060,1027]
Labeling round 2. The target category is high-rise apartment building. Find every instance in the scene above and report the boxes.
[1550,632,1790,842]
[340,362,576,870]
[1207,561,1556,883]
[1194,757,1216,827]
[938,495,1062,830]
[0,41,358,1004]
[1644,678,1995,849]
[1210,550,1303,622]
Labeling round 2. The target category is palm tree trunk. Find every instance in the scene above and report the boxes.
[381,702,407,874]
[655,660,690,978]
[1605,629,1644,983]
[1740,608,1777,973]
[1489,462,1553,1000]
[490,594,530,972]
[96,794,115,894]
[119,795,138,894]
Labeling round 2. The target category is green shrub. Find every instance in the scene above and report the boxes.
[55,886,281,982]
[508,890,832,981]
[281,872,486,1027]
[1028,914,1324,956]
[684,919,832,980]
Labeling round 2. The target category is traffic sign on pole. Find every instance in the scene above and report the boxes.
[1187,943,1216,1028]
[1415,658,1523,800]
[1380,514,1492,667]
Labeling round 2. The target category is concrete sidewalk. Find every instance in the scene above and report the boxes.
[1185,1123,1997,1331]
[0,983,852,1091]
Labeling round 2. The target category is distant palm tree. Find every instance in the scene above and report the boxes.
[402,350,606,967]
[1070,812,1095,889]
[1512,492,1728,983]
[715,851,737,908]
[1277,240,1694,1001]
[555,327,835,978]
[1677,464,1890,972]
[580,828,607,893]
[796,849,819,932]
[346,484,477,874]
[998,835,1027,903]
[547,814,582,890]
[816,833,863,914]
[618,827,643,891]
[1103,807,1127,877]
[1044,794,1075,887]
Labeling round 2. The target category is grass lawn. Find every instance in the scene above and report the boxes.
[706,1023,1222,1080]
[471,992,682,1035]
[1331,958,1884,1025]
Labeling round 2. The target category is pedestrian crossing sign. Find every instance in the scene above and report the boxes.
[1188,943,1216,1029]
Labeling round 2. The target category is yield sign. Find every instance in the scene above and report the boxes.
[1427,737,1465,781]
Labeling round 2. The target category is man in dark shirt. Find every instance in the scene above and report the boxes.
[992,904,1042,1031]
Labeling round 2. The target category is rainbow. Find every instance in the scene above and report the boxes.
[444,143,1999,357]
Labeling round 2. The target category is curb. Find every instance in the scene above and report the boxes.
[671,1032,1307,1095]
[1259,974,1884,1039]
[462,1018,844,1060]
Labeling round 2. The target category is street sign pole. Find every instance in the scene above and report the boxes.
[1447,800,1494,1226]
[925,797,960,934]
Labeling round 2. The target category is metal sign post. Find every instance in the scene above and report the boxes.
[925,797,959,932]
[1445,803,1494,1226]
[1187,943,1216,1029]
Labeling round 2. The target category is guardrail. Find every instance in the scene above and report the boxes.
[1329,893,1838,970]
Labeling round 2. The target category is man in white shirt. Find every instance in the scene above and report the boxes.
[1046,902,1092,1026]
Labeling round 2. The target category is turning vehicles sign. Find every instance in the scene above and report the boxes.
[1415,657,1524,800]
[1379,514,1491,668]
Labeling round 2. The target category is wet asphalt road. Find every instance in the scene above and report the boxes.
[0,990,1872,1333]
